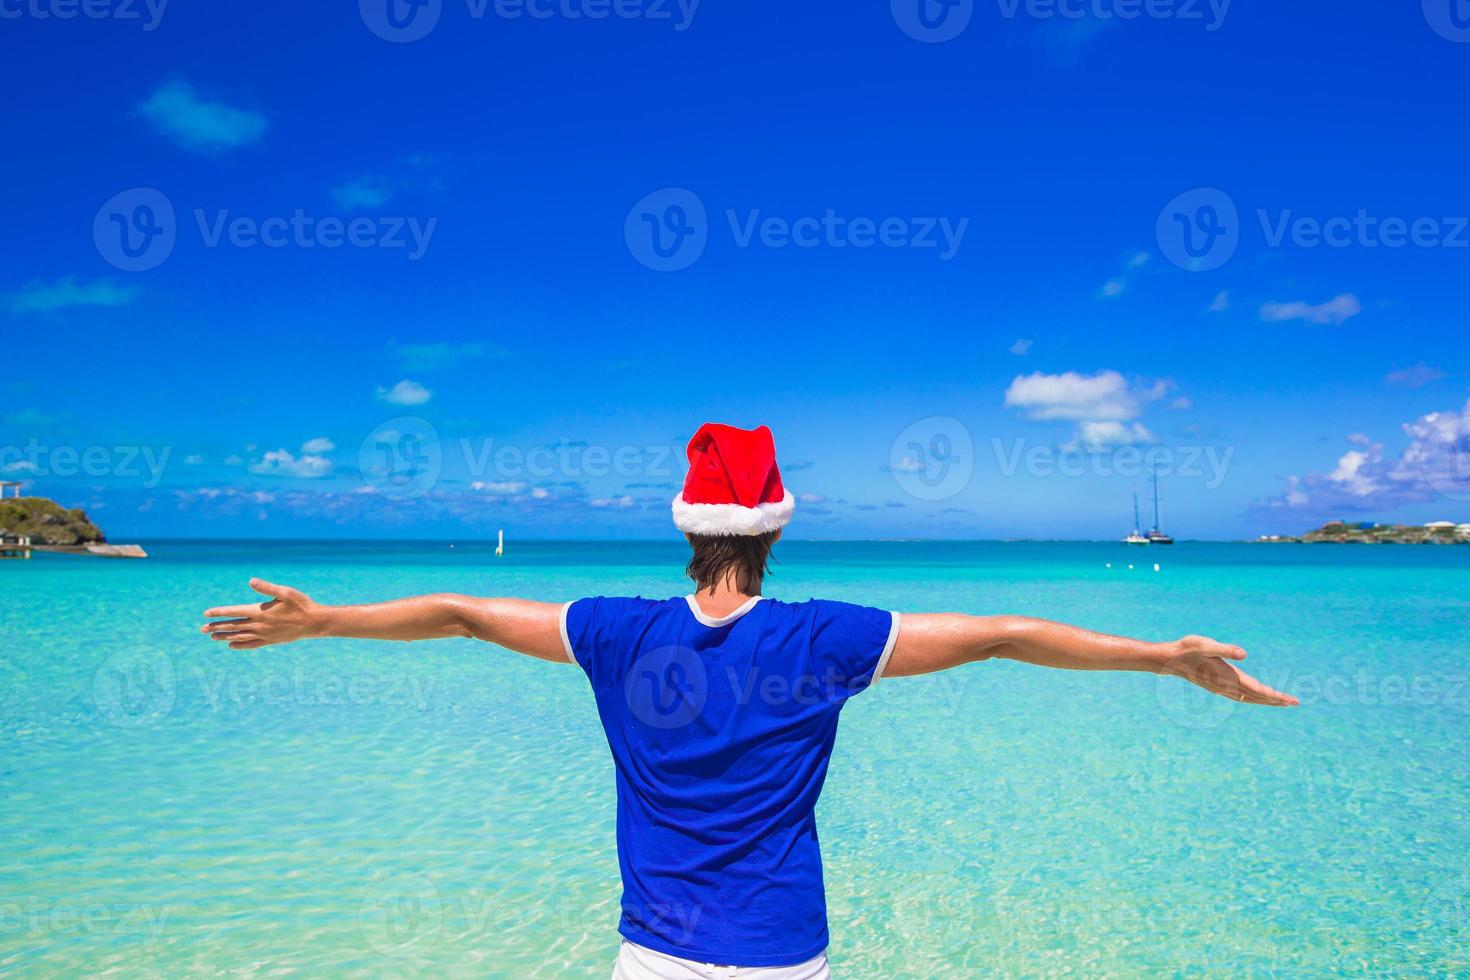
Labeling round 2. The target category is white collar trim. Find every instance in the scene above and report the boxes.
[684,594,765,627]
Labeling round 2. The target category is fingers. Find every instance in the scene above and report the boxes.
[1233,667,1299,707]
[209,631,259,643]
[229,639,266,650]
[1177,655,1299,708]
[203,604,264,619]
[201,619,252,634]
[250,578,300,602]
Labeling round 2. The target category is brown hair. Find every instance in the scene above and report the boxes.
[685,532,779,595]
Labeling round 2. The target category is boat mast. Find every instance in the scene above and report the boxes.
[1133,486,1143,533]
[1152,468,1162,532]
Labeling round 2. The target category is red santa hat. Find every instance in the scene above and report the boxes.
[672,423,794,536]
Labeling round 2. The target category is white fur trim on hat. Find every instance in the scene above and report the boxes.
[671,489,794,536]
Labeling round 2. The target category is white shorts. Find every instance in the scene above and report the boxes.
[611,939,831,980]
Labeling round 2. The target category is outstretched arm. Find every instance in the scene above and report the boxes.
[201,579,569,663]
[886,614,1297,707]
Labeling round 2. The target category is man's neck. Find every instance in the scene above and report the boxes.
[691,576,761,618]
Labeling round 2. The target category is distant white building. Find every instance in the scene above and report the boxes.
[1425,521,1458,529]
[1458,524,1470,539]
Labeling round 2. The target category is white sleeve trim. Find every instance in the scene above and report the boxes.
[870,611,901,685]
[559,601,578,666]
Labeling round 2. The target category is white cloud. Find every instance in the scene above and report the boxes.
[1064,421,1155,451]
[331,175,394,210]
[1385,363,1446,389]
[531,487,552,500]
[590,495,635,509]
[1261,398,1470,513]
[1208,290,1230,313]
[888,456,924,473]
[301,437,336,454]
[1006,371,1178,452]
[471,481,527,494]
[1170,396,1193,410]
[185,455,205,465]
[376,380,432,405]
[1009,338,1032,356]
[248,449,331,479]
[1100,278,1127,299]
[797,493,826,503]
[6,277,138,314]
[1005,370,1145,422]
[137,80,267,153]
[1260,293,1362,326]
[391,341,507,372]
[1128,251,1150,268]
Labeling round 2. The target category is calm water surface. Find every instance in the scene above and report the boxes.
[2,540,1467,976]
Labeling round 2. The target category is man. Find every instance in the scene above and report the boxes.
[202,422,1296,978]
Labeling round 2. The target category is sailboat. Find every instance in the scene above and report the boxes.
[495,528,504,557]
[1146,469,1174,545]
[1123,487,1151,545]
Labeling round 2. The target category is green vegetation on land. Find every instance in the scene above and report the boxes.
[0,497,106,545]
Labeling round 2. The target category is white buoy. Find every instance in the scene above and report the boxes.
[1153,563,1160,572]
[1128,564,1134,570]
[1105,563,1112,569]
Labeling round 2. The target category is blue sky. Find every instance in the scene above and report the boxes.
[2,0,1469,540]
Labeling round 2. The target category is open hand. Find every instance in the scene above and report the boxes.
[201,579,321,650]
[1162,635,1299,707]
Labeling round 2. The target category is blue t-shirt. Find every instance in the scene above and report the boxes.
[560,594,900,968]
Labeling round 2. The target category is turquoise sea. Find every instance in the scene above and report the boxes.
[2,540,1467,977]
